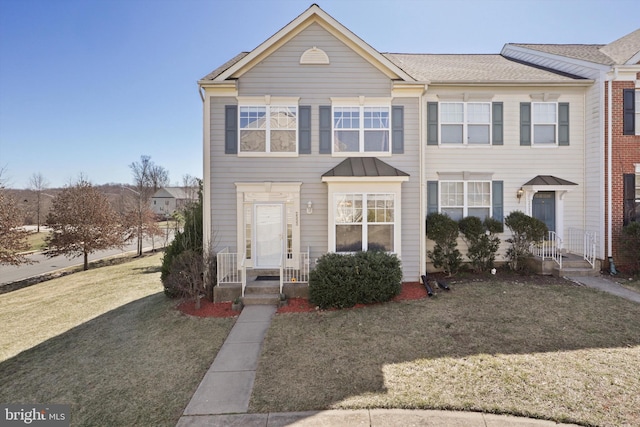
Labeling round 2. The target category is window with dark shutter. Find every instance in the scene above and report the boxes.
[623,174,637,225]
[623,89,635,136]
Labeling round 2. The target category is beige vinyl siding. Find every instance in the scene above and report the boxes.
[425,86,588,265]
[584,82,605,258]
[207,24,421,280]
[501,46,605,258]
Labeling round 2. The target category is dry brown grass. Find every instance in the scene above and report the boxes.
[251,277,640,426]
[0,253,235,426]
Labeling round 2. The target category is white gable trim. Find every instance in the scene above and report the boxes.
[501,44,610,75]
[214,5,415,82]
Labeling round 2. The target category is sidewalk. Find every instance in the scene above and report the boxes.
[177,305,581,427]
[177,409,580,426]
[567,274,640,303]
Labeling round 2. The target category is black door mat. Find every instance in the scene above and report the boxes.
[255,276,280,281]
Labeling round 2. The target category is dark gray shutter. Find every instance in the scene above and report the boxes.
[319,105,331,154]
[520,102,531,146]
[225,105,238,154]
[623,89,635,136]
[427,181,438,214]
[492,102,503,145]
[427,102,438,145]
[623,174,636,225]
[392,105,404,154]
[492,180,504,224]
[558,102,570,146]
[298,106,311,154]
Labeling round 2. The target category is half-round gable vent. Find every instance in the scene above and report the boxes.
[300,46,330,65]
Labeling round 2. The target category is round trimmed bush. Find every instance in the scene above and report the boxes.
[309,251,402,309]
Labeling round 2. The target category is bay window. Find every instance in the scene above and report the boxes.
[335,193,395,252]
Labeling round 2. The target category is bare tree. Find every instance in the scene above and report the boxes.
[181,174,199,203]
[29,172,50,232]
[45,177,125,270]
[128,156,169,256]
[0,191,33,266]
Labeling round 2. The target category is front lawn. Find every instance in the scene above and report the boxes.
[251,276,640,426]
[0,253,235,426]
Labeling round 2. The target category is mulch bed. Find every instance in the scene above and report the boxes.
[177,281,429,318]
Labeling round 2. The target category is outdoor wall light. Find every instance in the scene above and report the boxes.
[516,187,524,203]
[306,201,313,214]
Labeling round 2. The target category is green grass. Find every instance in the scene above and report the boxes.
[25,231,48,251]
[251,278,640,426]
[0,253,235,426]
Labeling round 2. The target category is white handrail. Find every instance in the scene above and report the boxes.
[530,232,562,269]
[241,252,247,297]
[567,228,598,268]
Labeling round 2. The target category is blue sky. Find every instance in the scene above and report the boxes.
[1,0,638,188]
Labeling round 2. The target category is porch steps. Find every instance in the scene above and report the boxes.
[242,279,281,306]
[553,254,600,278]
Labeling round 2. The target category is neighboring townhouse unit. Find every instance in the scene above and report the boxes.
[199,4,601,301]
[384,53,594,272]
[502,29,640,270]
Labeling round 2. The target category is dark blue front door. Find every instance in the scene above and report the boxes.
[532,191,555,233]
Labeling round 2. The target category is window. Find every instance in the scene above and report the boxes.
[532,102,557,144]
[440,102,491,145]
[636,90,640,136]
[440,181,491,221]
[239,106,297,153]
[333,106,390,153]
[335,193,394,252]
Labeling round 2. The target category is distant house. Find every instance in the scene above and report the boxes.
[150,187,196,218]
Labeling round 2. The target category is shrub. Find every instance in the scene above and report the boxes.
[162,249,216,304]
[458,216,502,272]
[621,222,640,273]
[309,251,402,309]
[426,212,462,276]
[504,211,547,271]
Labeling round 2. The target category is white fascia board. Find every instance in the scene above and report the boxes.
[501,44,610,76]
[199,81,238,97]
[428,80,594,87]
[610,65,640,81]
[214,5,415,83]
[625,50,640,65]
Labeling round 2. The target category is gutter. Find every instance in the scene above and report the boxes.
[606,67,617,259]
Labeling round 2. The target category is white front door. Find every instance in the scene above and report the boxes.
[254,204,283,268]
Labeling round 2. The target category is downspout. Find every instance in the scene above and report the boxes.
[419,84,426,279]
[607,69,616,261]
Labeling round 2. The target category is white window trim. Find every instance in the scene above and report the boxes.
[439,180,492,219]
[334,193,396,253]
[439,102,492,146]
[531,101,558,146]
[330,97,392,157]
[325,181,403,258]
[237,96,300,157]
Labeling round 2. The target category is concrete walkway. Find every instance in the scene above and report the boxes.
[176,275,640,426]
[567,274,640,303]
[180,305,276,417]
